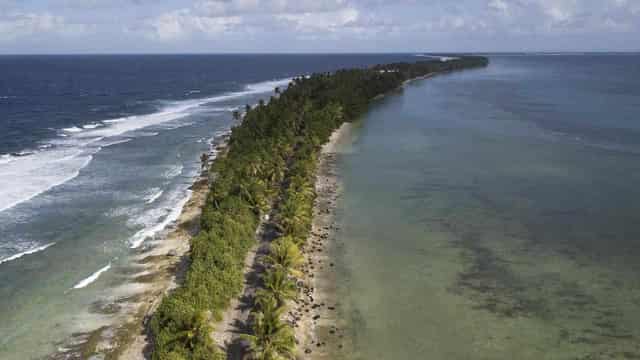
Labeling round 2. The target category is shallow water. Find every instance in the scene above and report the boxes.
[333,55,640,359]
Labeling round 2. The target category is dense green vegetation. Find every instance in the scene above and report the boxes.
[149,56,488,360]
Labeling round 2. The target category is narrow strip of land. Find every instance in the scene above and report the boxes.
[147,57,490,360]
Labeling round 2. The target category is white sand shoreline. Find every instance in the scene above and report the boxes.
[294,122,351,359]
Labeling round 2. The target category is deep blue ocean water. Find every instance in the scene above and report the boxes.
[0,54,418,359]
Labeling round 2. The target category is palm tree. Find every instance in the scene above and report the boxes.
[276,200,312,239]
[265,237,304,277]
[242,300,295,360]
[200,153,209,170]
[290,179,315,200]
[262,158,286,184]
[254,290,278,314]
[232,110,241,122]
[237,178,269,213]
[260,266,297,306]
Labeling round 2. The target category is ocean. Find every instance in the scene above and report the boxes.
[0,54,418,359]
[332,54,640,359]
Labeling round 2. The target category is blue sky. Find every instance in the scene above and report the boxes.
[1,0,639,53]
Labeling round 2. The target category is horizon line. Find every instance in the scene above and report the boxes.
[0,50,639,56]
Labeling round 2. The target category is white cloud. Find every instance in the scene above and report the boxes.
[0,12,87,42]
[488,0,509,13]
[484,0,640,32]
[197,0,349,16]
[277,7,359,32]
[1,0,639,52]
[134,0,640,44]
[142,0,365,41]
[143,9,241,41]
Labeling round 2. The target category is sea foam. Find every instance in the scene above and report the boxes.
[0,150,93,213]
[145,188,164,204]
[0,242,56,266]
[163,165,183,179]
[0,77,290,214]
[63,126,84,133]
[0,154,12,165]
[72,263,112,289]
[129,190,192,248]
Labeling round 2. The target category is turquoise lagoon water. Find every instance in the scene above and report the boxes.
[332,55,640,359]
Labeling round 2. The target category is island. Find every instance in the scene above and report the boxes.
[125,56,489,360]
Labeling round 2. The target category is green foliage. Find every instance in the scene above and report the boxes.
[150,57,489,360]
[260,266,298,306]
[150,309,220,360]
[242,296,296,360]
[265,236,304,277]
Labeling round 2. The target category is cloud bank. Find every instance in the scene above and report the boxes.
[1,0,639,53]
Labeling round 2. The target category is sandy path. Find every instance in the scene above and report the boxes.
[211,211,279,359]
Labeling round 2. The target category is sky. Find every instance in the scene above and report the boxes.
[0,0,639,54]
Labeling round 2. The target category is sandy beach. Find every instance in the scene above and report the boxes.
[292,74,441,358]
[117,142,230,360]
[116,173,210,360]
[292,122,351,359]
[48,141,227,360]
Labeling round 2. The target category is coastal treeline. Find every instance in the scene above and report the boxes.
[149,56,488,360]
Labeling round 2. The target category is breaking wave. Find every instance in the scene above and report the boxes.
[0,77,290,214]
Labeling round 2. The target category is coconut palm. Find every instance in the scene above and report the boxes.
[242,300,295,360]
[253,289,278,314]
[261,157,286,184]
[260,266,297,306]
[265,237,304,278]
[295,180,316,199]
[232,110,241,122]
[276,200,312,239]
[200,153,209,170]
[245,159,263,177]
